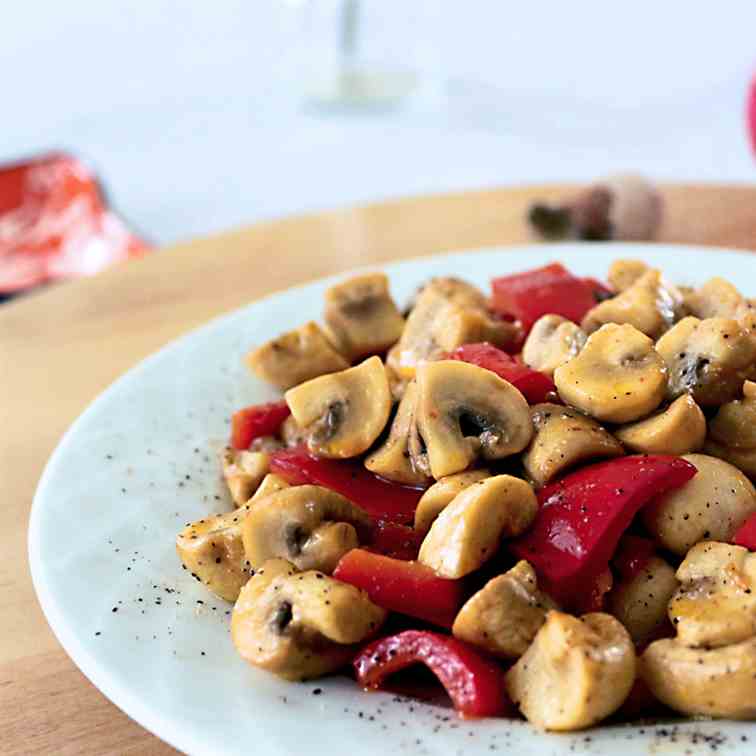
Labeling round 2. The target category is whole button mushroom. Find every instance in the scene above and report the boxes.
[241,485,372,573]
[414,360,533,479]
[413,469,490,533]
[232,558,386,681]
[523,403,623,488]
[521,314,587,378]
[554,323,667,423]
[221,448,270,507]
[655,316,756,407]
[285,356,391,459]
[246,321,348,391]
[640,636,756,719]
[668,541,756,649]
[364,380,432,487]
[418,475,537,578]
[322,272,405,362]
[581,269,683,339]
[505,611,636,731]
[452,560,557,659]
[614,395,707,456]
[641,454,756,556]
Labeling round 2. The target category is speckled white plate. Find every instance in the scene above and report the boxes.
[30,243,756,756]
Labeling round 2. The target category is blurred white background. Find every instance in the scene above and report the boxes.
[1,1,754,244]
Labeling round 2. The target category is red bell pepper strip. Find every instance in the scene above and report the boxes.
[491,262,598,333]
[574,568,614,614]
[354,630,509,718]
[269,447,425,525]
[333,549,464,628]
[448,342,555,404]
[612,534,658,582]
[368,521,424,561]
[230,400,291,450]
[509,455,696,607]
[733,512,756,551]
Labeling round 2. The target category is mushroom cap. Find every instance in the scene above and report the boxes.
[606,555,678,645]
[655,316,756,406]
[668,541,756,649]
[640,636,756,719]
[521,315,587,378]
[364,380,432,486]
[241,485,371,573]
[581,269,682,339]
[642,454,756,556]
[685,276,749,320]
[323,273,405,362]
[413,469,490,533]
[246,321,348,391]
[708,381,756,449]
[285,356,391,459]
[232,558,386,681]
[176,507,252,602]
[222,448,270,507]
[704,438,756,479]
[614,394,706,456]
[607,258,650,293]
[505,611,636,731]
[554,323,667,423]
[418,474,537,578]
[414,360,533,479]
[452,560,557,659]
[523,403,623,488]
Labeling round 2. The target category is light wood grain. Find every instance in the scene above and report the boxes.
[2,184,756,755]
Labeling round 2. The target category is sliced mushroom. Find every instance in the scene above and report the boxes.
[581,269,683,339]
[323,273,405,362]
[641,453,756,555]
[413,469,490,533]
[221,449,269,507]
[364,381,432,486]
[523,403,623,488]
[241,485,372,573]
[246,321,348,391]
[418,475,537,578]
[232,558,386,681]
[614,394,706,455]
[655,316,756,406]
[386,278,518,379]
[708,380,756,449]
[505,611,636,731]
[414,360,532,479]
[640,636,756,719]
[554,323,667,423]
[668,541,756,649]
[176,507,253,601]
[285,356,391,458]
[607,555,678,645]
[250,473,290,502]
[452,560,557,659]
[521,315,587,378]
[280,415,307,448]
[684,276,749,320]
[705,439,756,480]
[607,259,650,292]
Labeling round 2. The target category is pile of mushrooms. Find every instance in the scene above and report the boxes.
[176,259,756,732]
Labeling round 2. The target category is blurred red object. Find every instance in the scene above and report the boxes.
[0,153,149,295]
[748,72,756,156]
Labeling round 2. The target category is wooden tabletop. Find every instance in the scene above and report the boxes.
[2,184,756,755]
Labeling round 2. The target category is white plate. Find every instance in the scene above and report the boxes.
[30,243,756,756]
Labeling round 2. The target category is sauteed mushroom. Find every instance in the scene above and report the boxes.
[241,485,372,573]
[708,380,756,449]
[285,356,391,458]
[232,559,386,681]
[413,469,490,533]
[246,322,348,390]
[554,323,667,423]
[221,449,269,507]
[607,259,649,292]
[250,473,290,501]
[414,360,532,479]
[521,315,587,378]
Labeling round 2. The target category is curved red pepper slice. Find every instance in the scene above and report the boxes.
[612,534,658,582]
[509,455,696,607]
[368,521,424,561]
[270,447,425,525]
[733,512,756,551]
[448,342,555,404]
[354,630,509,718]
[334,549,463,628]
[230,400,290,450]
